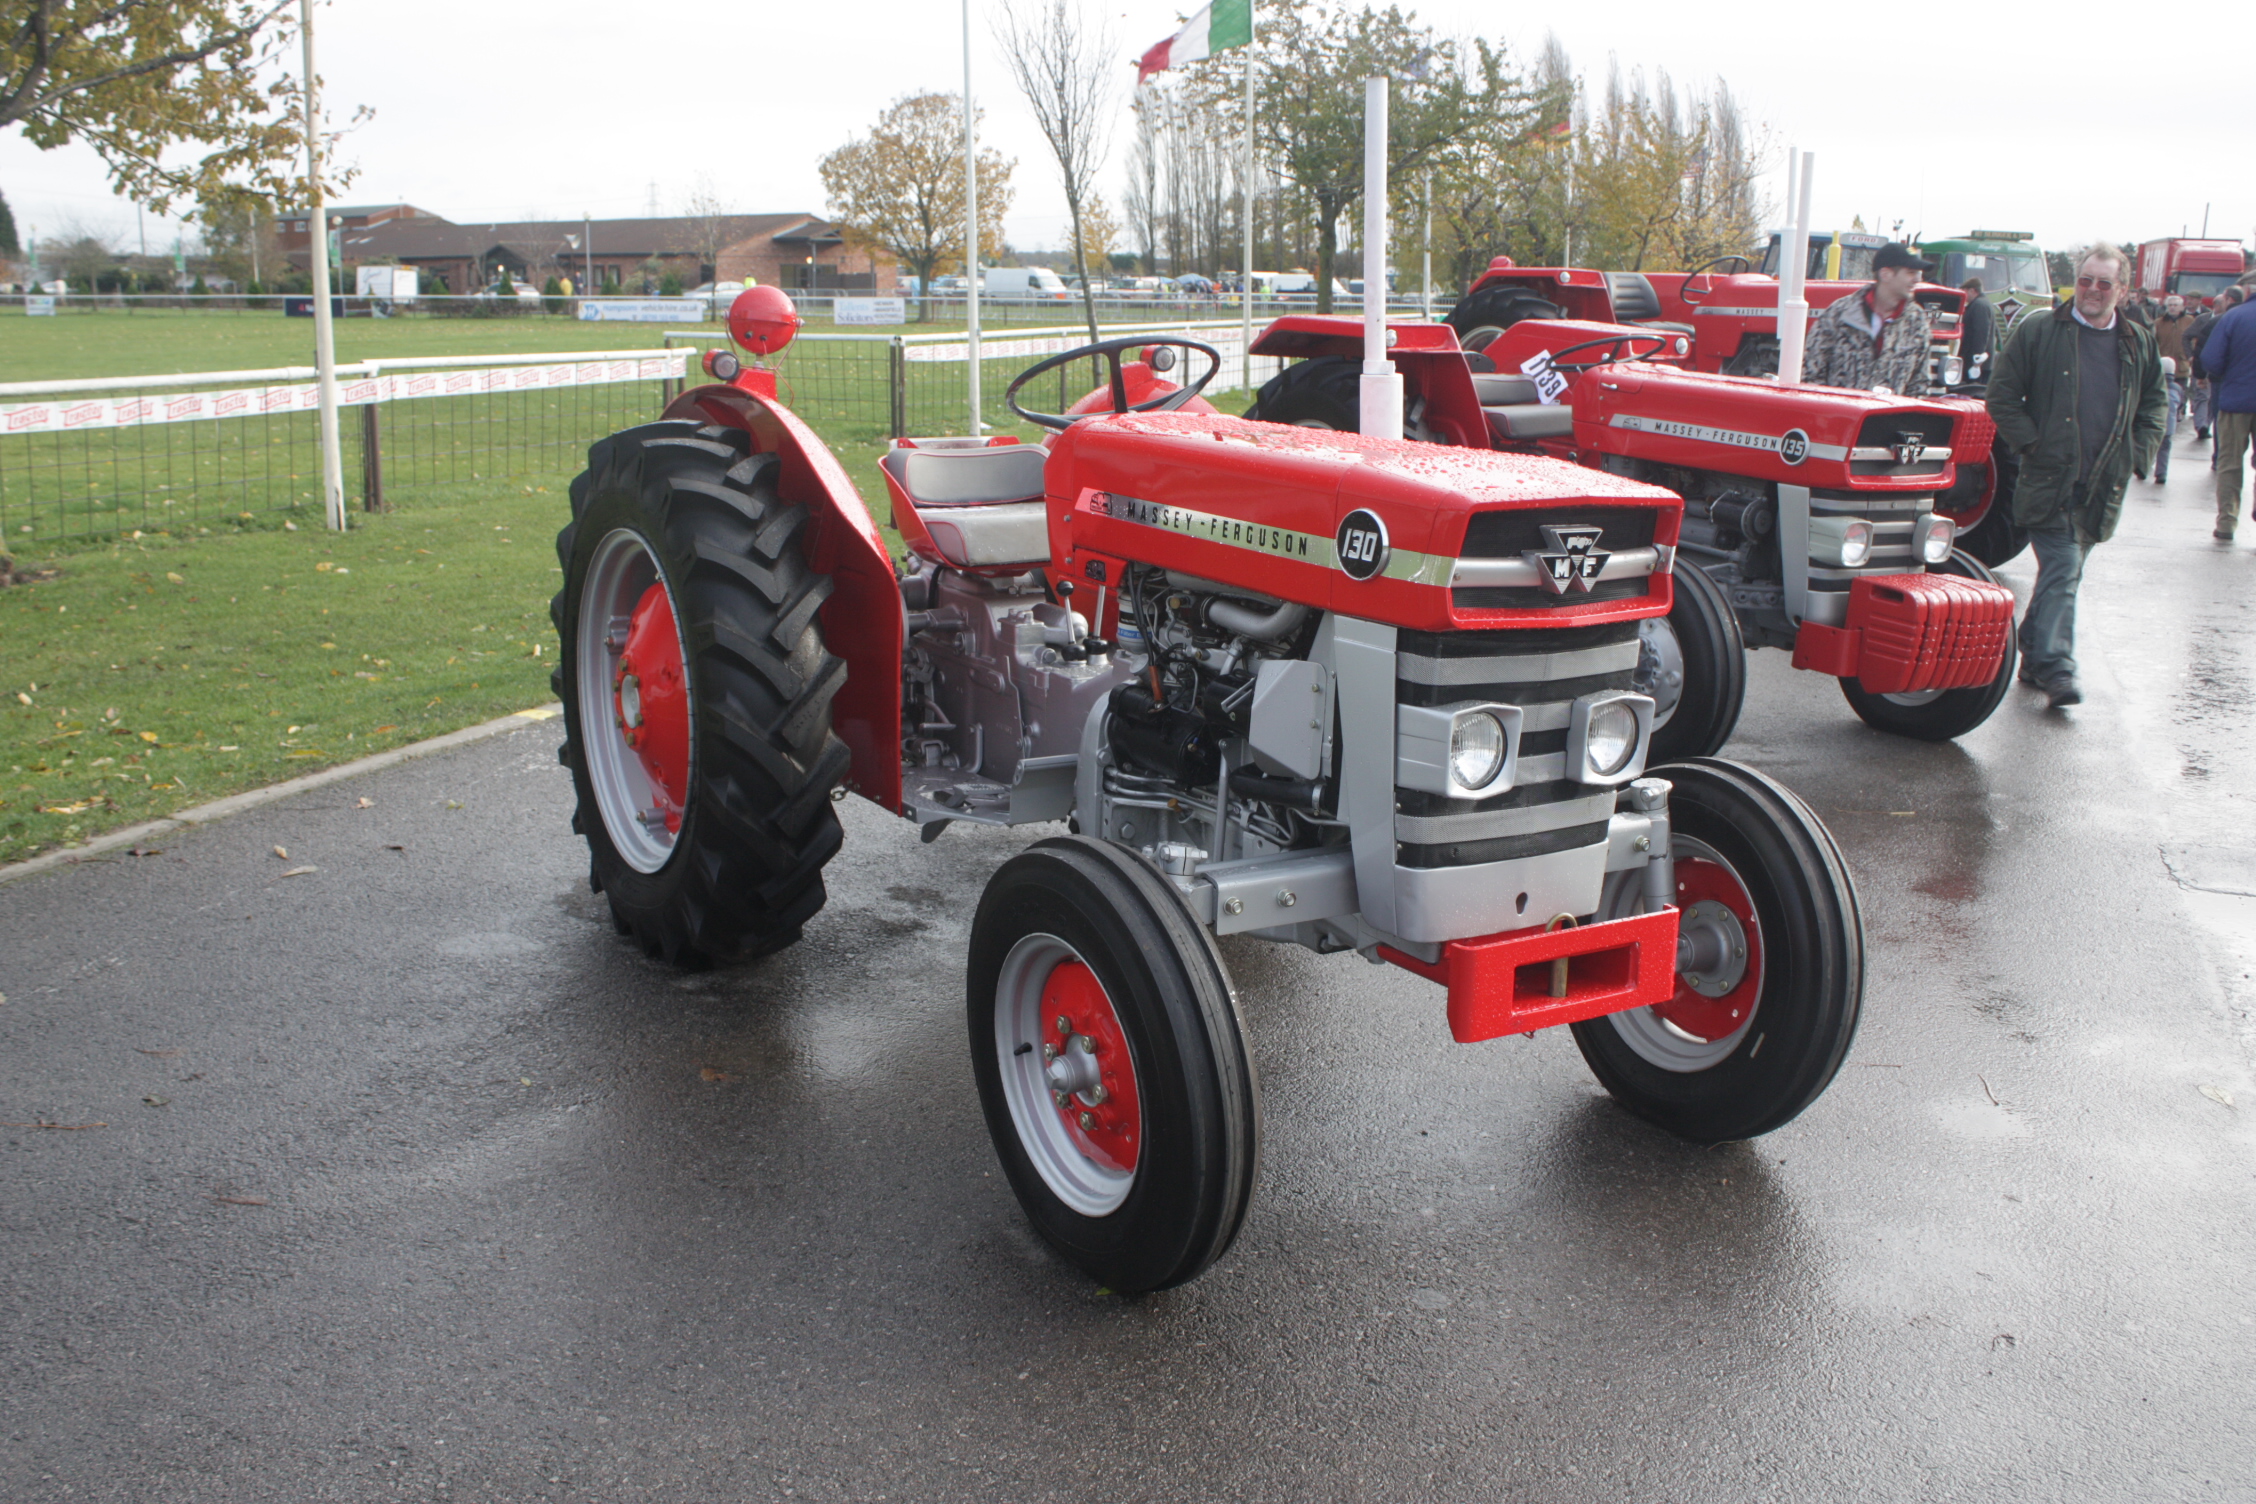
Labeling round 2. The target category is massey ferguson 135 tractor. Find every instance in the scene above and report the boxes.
[1436,257,2029,568]
[550,287,1865,1295]
[1242,315,2021,759]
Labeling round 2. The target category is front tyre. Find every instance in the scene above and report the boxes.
[1640,558,1746,761]
[969,838,1259,1295]
[554,421,851,965]
[1570,759,1862,1142]
[1837,549,2017,742]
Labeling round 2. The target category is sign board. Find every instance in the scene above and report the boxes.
[834,297,907,326]
[355,266,419,301]
[1519,349,1569,405]
[578,298,705,323]
[24,296,56,317]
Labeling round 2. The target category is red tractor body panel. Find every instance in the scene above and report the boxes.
[1044,411,1681,633]
[665,379,904,813]
[1569,366,1961,494]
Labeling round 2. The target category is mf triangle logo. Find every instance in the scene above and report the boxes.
[1524,525,1611,595]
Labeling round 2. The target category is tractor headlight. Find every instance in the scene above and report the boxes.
[1396,702,1523,797]
[1449,711,1508,791]
[1917,513,1956,564]
[1810,516,1875,568]
[1943,354,1964,387]
[1568,692,1654,785]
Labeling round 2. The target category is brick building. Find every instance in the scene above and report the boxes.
[306,211,892,294]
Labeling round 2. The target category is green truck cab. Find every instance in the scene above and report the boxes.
[1915,231,2054,331]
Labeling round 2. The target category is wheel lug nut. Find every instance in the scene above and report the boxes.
[1055,1015,1072,1036]
[1079,1112,1098,1131]
[1086,1084,1107,1104]
[1052,1090,1069,1109]
[1072,1034,1096,1055]
[1041,1042,1058,1061]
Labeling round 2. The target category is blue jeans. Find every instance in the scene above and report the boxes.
[2020,514,2092,686]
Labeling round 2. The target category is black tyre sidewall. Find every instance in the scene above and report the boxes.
[1570,759,1863,1142]
[1445,287,1563,352]
[1646,559,1747,761]
[968,838,1258,1295]
[1246,355,1361,429]
[1837,548,2016,741]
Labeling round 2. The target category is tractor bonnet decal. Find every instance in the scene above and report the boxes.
[1607,413,1848,464]
[1524,525,1613,595]
[1090,493,1452,585]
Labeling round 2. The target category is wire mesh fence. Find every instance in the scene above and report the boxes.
[0,355,684,549]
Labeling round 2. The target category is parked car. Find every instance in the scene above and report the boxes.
[982,266,1073,303]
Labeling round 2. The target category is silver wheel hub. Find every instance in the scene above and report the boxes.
[1636,617,1687,728]
[1673,898,1749,998]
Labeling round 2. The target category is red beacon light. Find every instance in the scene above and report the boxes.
[728,284,801,358]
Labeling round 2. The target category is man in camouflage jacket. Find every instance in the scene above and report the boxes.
[1804,241,1934,396]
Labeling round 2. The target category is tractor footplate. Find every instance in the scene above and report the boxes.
[1379,907,1680,1044]
[1790,573,2013,694]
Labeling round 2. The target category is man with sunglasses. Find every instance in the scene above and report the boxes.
[1986,244,2166,709]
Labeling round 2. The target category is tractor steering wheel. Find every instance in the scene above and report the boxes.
[1544,329,1677,372]
[1681,253,1752,305]
[1005,335,1222,432]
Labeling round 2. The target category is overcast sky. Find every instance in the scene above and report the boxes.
[3,0,2248,267]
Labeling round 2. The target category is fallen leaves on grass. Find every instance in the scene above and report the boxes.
[278,865,316,878]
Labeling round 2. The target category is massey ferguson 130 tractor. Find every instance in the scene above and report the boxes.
[549,286,1864,1295]
[1435,256,2029,567]
[1242,315,2021,759]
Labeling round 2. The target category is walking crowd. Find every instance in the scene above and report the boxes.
[1805,239,2253,712]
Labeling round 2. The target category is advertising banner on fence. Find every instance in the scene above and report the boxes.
[0,355,686,436]
[577,299,705,323]
[23,296,56,317]
[834,298,907,326]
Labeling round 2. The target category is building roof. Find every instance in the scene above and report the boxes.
[339,213,828,263]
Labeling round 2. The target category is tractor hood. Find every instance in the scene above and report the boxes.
[1572,366,1967,493]
[1045,411,1681,633]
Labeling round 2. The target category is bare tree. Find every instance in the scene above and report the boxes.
[680,175,734,312]
[1124,86,1161,276]
[993,0,1116,340]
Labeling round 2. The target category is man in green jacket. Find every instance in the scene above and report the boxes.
[1984,244,2166,708]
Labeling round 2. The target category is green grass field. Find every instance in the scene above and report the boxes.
[0,308,1263,862]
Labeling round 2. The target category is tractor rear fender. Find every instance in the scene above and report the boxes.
[1243,315,1500,450]
[662,380,905,814]
[1463,263,1618,323]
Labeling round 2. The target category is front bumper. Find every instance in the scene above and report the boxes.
[1379,907,1681,1043]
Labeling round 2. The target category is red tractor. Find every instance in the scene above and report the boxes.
[1242,314,2020,760]
[1432,257,2025,567]
[549,287,1865,1295]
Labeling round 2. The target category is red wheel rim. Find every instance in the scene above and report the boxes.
[614,582,690,834]
[1039,960,1141,1175]
[1652,855,1762,1043]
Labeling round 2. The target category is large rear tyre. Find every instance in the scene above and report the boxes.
[1953,442,2028,566]
[968,837,1259,1295]
[553,420,851,966]
[1837,548,2017,742]
[1244,355,1360,428]
[1445,286,1564,358]
[1570,759,1862,1142]
[1639,558,1746,761]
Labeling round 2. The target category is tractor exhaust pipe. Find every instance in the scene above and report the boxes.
[1360,75,1404,440]
[1776,150,1814,387]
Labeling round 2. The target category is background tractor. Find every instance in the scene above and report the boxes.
[548,287,1865,1297]
[1240,313,2019,760]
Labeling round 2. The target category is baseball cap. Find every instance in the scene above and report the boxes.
[1873,242,1933,274]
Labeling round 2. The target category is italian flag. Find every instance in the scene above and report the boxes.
[1137,0,1252,82]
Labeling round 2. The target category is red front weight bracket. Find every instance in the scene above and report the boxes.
[1380,906,1681,1044]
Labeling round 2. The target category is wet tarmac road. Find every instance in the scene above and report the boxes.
[4,434,2254,1502]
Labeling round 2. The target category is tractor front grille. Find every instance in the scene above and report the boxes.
[1451,508,1661,610]
[1391,619,1637,870]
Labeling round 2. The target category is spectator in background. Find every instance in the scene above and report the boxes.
[2203,278,2256,544]
[1960,278,1999,388]
[1806,242,1935,395]
[2189,286,2242,444]
[1985,244,2165,708]
[2154,294,2196,417]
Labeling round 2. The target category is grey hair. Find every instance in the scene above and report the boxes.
[2076,242,2131,281]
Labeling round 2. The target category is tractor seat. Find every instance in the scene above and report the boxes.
[1484,404,1575,442]
[881,441,1052,569]
[1470,372,1540,405]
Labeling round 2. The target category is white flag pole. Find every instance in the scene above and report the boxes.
[1777,149,1812,386]
[1240,12,1256,395]
[963,0,983,435]
[1358,75,1402,440]
[301,0,344,531]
